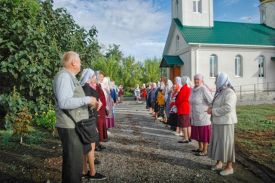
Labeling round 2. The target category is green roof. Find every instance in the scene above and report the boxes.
[174,18,275,46]
[160,55,183,67]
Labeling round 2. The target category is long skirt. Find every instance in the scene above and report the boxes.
[208,124,235,163]
[97,112,108,142]
[191,125,211,143]
[106,117,115,129]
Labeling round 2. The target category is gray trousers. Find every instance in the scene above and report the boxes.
[57,128,83,183]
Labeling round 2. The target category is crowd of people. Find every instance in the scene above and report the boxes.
[53,51,237,183]
[143,73,237,176]
[53,51,126,182]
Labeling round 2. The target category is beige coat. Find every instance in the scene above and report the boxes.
[212,88,237,125]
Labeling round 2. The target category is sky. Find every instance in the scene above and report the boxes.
[53,0,261,62]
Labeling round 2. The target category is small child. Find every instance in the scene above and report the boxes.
[156,89,165,121]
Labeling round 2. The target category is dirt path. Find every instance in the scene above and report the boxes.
[0,101,266,183]
[94,101,263,183]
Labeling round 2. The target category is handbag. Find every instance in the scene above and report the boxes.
[63,110,98,144]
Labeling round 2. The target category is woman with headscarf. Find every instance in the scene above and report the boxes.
[95,71,108,149]
[80,69,106,180]
[176,76,192,143]
[134,84,141,103]
[190,74,213,156]
[173,76,183,135]
[164,77,173,123]
[207,72,237,176]
[140,83,147,102]
[102,77,115,129]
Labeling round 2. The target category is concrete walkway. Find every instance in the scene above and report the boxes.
[93,101,263,183]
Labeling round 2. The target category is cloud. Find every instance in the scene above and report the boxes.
[239,16,259,23]
[222,0,240,6]
[53,0,170,61]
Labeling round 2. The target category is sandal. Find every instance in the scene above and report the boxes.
[195,152,207,156]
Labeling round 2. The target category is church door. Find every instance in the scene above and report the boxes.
[169,66,181,81]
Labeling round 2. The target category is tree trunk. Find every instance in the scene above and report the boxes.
[20,136,23,144]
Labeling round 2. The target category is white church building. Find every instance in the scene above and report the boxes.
[161,0,275,91]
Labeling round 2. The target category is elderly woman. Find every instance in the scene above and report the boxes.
[134,84,141,103]
[95,71,108,149]
[174,76,182,136]
[80,68,106,180]
[190,74,213,156]
[176,76,192,143]
[207,72,237,176]
[102,77,115,129]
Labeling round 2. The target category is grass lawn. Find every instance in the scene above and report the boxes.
[236,104,275,171]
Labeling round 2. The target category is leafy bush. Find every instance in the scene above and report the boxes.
[33,108,56,133]
[124,91,134,97]
[0,87,34,130]
[0,130,13,145]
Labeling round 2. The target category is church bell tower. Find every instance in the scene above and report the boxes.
[172,0,213,27]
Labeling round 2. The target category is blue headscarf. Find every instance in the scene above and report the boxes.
[80,68,95,86]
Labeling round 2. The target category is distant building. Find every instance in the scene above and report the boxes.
[161,0,275,89]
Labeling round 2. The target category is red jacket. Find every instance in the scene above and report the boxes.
[175,84,191,115]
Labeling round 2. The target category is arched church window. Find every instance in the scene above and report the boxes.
[258,55,265,78]
[193,0,202,13]
[210,54,218,77]
[176,0,179,17]
[235,55,243,77]
[176,35,180,50]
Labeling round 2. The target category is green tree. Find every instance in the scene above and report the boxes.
[142,58,161,84]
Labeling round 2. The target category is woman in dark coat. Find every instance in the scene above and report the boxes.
[80,68,106,180]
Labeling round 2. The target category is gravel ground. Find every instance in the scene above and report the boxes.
[90,101,263,183]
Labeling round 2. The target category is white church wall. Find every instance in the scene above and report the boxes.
[179,51,192,79]
[165,28,189,56]
[191,46,275,91]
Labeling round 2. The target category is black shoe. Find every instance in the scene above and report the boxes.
[94,158,101,165]
[191,149,202,153]
[88,172,107,181]
[99,144,106,150]
[95,147,102,152]
[178,140,189,144]
[82,171,90,179]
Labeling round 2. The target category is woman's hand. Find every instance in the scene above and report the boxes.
[89,97,97,107]
[97,100,102,111]
[206,107,212,115]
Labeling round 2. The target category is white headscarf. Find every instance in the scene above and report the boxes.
[215,72,231,90]
[175,77,182,87]
[102,77,111,91]
[181,76,192,87]
[213,72,235,102]
[80,68,95,86]
[167,79,173,90]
